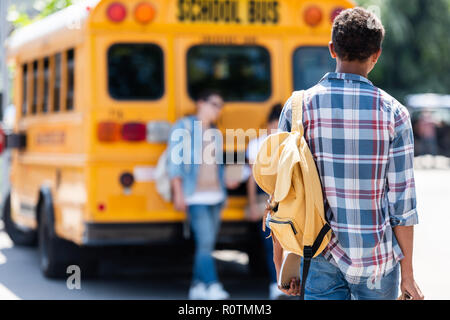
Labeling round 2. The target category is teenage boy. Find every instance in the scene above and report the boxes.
[167,90,237,300]
[274,7,424,300]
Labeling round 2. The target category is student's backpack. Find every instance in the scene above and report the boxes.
[252,90,331,300]
[155,118,192,202]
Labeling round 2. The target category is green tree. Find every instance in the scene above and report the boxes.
[8,0,74,29]
[356,0,450,102]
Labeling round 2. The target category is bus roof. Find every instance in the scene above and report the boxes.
[7,0,354,59]
[6,0,100,58]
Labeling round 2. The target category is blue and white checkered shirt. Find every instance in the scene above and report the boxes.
[278,72,419,284]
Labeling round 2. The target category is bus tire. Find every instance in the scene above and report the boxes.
[2,194,37,247]
[38,194,78,279]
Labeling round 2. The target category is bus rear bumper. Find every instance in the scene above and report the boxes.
[82,221,259,247]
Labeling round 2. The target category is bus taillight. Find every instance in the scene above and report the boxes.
[107,2,127,23]
[121,122,147,142]
[134,2,156,24]
[304,6,323,27]
[98,121,122,142]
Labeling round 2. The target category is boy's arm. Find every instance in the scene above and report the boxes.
[272,234,283,278]
[246,164,262,221]
[387,108,422,299]
[167,120,188,212]
[393,226,423,299]
[272,234,301,296]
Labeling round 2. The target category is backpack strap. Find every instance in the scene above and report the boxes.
[300,223,331,300]
[291,90,305,136]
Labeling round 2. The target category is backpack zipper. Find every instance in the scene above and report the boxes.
[268,218,298,235]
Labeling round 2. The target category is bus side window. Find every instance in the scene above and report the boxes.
[32,60,38,114]
[67,49,75,111]
[54,53,62,112]
[22,64,28,116]
[43,58,50,113]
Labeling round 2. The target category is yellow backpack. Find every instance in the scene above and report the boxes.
[252,90,331,299]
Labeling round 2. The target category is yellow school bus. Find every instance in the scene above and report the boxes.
[3,0,353,277]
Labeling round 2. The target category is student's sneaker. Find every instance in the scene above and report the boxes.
[269,282,287,300]
[188,282,208,300]
[206,283,230,300]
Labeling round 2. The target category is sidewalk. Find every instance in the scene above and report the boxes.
[413,169,450,300]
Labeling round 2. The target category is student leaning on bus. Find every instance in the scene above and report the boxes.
[275,8,424,300]
[166,90,237,300]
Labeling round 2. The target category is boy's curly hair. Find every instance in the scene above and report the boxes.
[332,7,385,61]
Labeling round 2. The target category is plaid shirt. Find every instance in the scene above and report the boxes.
[279,72,419,284]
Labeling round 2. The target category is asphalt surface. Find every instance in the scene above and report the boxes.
[0,165,449,300]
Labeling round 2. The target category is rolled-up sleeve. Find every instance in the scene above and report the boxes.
[387,108,419,227]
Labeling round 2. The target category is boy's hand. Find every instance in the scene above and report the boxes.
[279,278,301,296]
[401,275,424,300]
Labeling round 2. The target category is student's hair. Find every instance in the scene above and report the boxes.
[267,103,283,123]
[332,7,385,61]
[196,89,223,102]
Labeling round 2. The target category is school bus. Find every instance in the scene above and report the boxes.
[3,0,354,278]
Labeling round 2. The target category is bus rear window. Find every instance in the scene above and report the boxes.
[187,45,271,102]
[293,47,335,90]
[108,44,164,100]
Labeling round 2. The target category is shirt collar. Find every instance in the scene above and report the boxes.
[319,72,374,86]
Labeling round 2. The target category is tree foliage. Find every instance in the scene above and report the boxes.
[356,0,450,101]
[8,0,74,29]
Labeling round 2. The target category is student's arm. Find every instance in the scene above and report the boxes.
[272,234,301,296]
[272,234,283,278]
[167,120,188,212]
[171,177,186,212]
[246,165,260,221]
[387,108,423,300]
[393,226,423,299]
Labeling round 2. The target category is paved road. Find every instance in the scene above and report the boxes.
[0,232,271,300]
[0,168,449,300]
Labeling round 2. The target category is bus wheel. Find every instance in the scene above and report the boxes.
[38,197,78,279]
[2,194,37,246]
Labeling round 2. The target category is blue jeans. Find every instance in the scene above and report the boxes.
[260,227,277,283]
[188,202,224,285]
[302,254,400,300]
